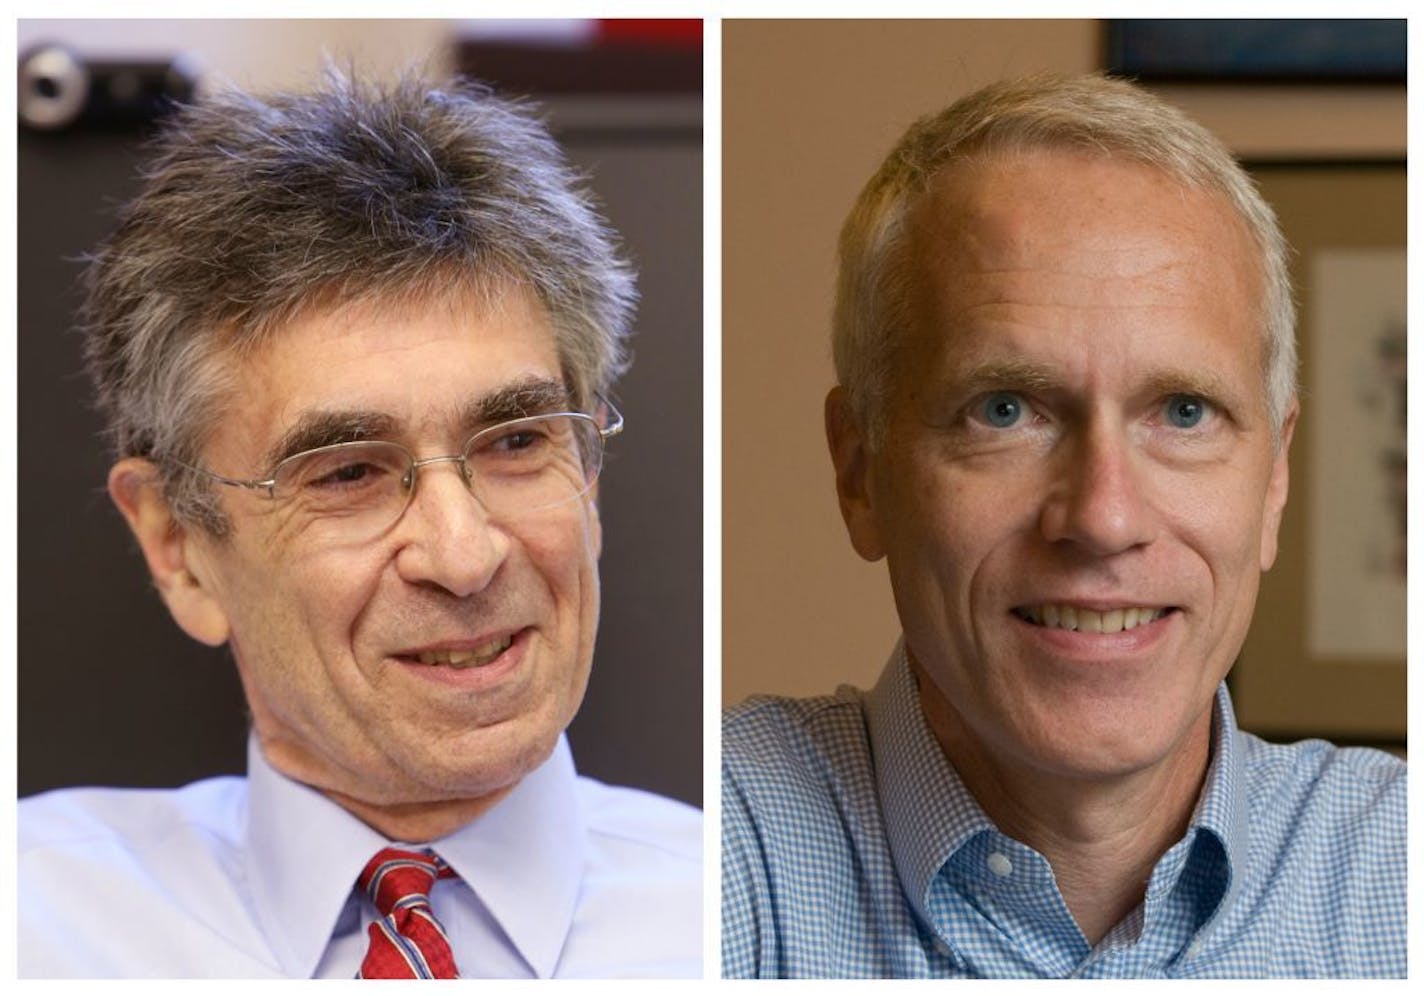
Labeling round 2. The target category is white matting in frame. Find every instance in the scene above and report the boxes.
[1307,247,1406,659]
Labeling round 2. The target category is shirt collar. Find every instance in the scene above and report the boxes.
[1184,682,1250,943]
[864,638,1247,960]
[864,638,996,943]
[245,734,586,979]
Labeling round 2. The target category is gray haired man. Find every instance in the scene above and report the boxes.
[20,70,699,978]
[722,74,1404,978]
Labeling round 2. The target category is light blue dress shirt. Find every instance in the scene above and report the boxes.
[722,640,1405,978]
[20,735,701,977]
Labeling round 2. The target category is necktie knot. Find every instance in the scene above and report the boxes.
[356,846,460,979]
[358,847,453,916]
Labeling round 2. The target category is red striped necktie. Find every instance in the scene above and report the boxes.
[356,847,460,979]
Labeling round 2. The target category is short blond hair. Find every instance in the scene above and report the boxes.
[833,73,1296,446]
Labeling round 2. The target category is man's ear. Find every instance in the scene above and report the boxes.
[108,458,231,647]
[826,386,886,562]
[1259,400,1299,571]
[584,480,603,560]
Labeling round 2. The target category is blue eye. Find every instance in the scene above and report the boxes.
[980,392,1025,428]
[1165,395,1207,428]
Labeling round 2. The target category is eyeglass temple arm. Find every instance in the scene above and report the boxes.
[597,397,625,439]
[171,458,278,497]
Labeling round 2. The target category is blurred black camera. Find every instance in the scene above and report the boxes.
[18,44,199,131]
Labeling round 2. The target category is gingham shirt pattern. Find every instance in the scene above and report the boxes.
[722,641,1406,978]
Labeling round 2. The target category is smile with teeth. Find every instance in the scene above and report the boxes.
[1015,605,1171,634]
[415,635,513,668]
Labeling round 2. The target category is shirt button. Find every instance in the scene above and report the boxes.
[986,852,1013,877]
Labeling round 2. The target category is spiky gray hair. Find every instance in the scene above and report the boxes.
[83,67,636,531]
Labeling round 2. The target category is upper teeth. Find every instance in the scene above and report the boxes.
[417,636,512,668]
[1017,606,1167,634]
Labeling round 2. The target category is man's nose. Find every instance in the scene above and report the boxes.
[393,459,509,596]
[1038,418,1158,556]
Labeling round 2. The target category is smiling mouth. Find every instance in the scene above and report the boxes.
[413,634,514,669]
[1013,605,1175,634]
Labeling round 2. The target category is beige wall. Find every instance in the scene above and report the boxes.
[723,20,1101,704]
[721,19,1406,706]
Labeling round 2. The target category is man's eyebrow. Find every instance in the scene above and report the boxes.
[1137,368,1241,404]
[933,360,1248,409]
[264,411,398,469]
[458,377,572,429]
[260,378,571,470]
[942,359,1064,396]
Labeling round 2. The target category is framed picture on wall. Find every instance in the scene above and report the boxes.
[1230,161,1406,745]
[1104,19,1406,83]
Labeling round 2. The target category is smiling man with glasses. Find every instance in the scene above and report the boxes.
[19,69,700,979]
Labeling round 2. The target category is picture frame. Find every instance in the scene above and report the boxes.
[1105,19,1405,84]
[1230,160,1406,746]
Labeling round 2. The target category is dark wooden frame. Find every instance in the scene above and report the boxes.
[1104,19,1405,84]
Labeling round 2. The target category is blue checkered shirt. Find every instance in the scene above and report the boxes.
[722,641,1406,978]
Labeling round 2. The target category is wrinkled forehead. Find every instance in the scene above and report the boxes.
[254,270,543,348]
[225,276,560,382]
[202,280,566,461]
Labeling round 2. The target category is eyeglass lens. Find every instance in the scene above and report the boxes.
[269,414,603,538]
